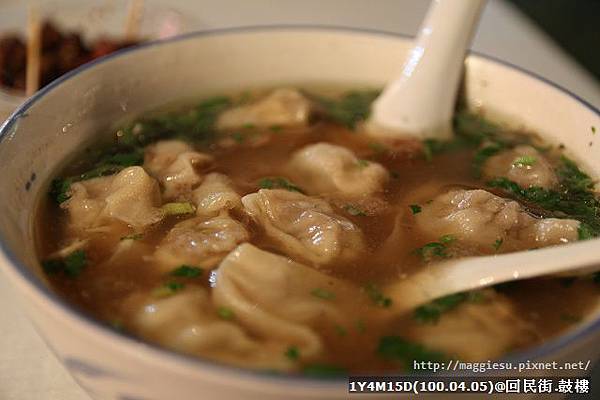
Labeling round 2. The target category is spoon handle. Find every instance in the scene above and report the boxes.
[386,239,600,314]
[370,0,486,139]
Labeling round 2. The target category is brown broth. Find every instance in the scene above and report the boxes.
[36,90,600,374]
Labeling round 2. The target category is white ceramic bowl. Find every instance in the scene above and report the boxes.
[0,27,599,400]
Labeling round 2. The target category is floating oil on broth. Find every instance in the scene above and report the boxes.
[36,86,600,375]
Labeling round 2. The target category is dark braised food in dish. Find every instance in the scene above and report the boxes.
[0,20,139,92]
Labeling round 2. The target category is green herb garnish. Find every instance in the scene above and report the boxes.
[377,336,448,370]
[345,204,367,216]
[415,242,448,261]
[170,265,203,278]
[162,202,196,216]
[217,307,235,320]
[42,249,87,278]
[311,288,336,300]
[258,177,303,193]
[368,142,388,154]
[153,281,185,298]
[472,143,504,177]
[356,159,370,168]
[439,234,456,244]
[409,204,422,215]
[314,90,379,129]
[512,155,537,167]
[334,324,348,337]
[414,292,485,323]
[231,132,245,143]
[117,96,231,148]
[285,346,300,361]
[120,233,144,241]
[302,363,347,378]
[493,238,504,251]
[364,283,392,308]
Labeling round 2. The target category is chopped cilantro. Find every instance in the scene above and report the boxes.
[578,224,595,241]
[314,90,379,129]
[49,178,74,204]
[415,242,448,261]
[345,204,367,216]
[41,249,87,278]
[409,204,422,215]
[439,234,456,244]
[512,155,537,167]
[368,142,388,154]
[258,177,303,193]
[302,363,347,378]
[356,159,370,168]
[270,125,283,133]
[311,288,336,300]
[472,143,504,177]
[493,238,504,251]
[285,346,300,361]
[217,307,235,320]
[231,132,245,143]
[170,265,203,278]
[556,156,594,192]
[117,96,231,147]
[120,233,143,241]
[364,283,392,308]
[334,324,348,337]
[377,336,448,370]
[153,281,185,298]
[413,292,485,323]
[162,202,196,216]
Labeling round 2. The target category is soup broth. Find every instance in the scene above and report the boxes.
[37,87,600,375]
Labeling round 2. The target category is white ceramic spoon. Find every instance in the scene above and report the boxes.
[386,239,600,314]
[368,0,486,140]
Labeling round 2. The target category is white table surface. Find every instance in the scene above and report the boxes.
[0,1,599,399]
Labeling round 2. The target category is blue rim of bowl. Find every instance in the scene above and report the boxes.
[0,25,599,386]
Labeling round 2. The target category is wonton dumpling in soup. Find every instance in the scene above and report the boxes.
[154,212,249,271]
[213,243,367,361]
[482,145,557,189]
[216,88,312,130]
[242,189,366,267]
[125,289,297,370]
[415,188,580,251]
[63,166,164,231]
[192,173,242,217]
[408,290,537,361]
[287,142,389,197]
[144,140,214,200]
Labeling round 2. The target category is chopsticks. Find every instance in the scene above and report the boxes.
[125,0,144,41]
[25,5,41,97]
